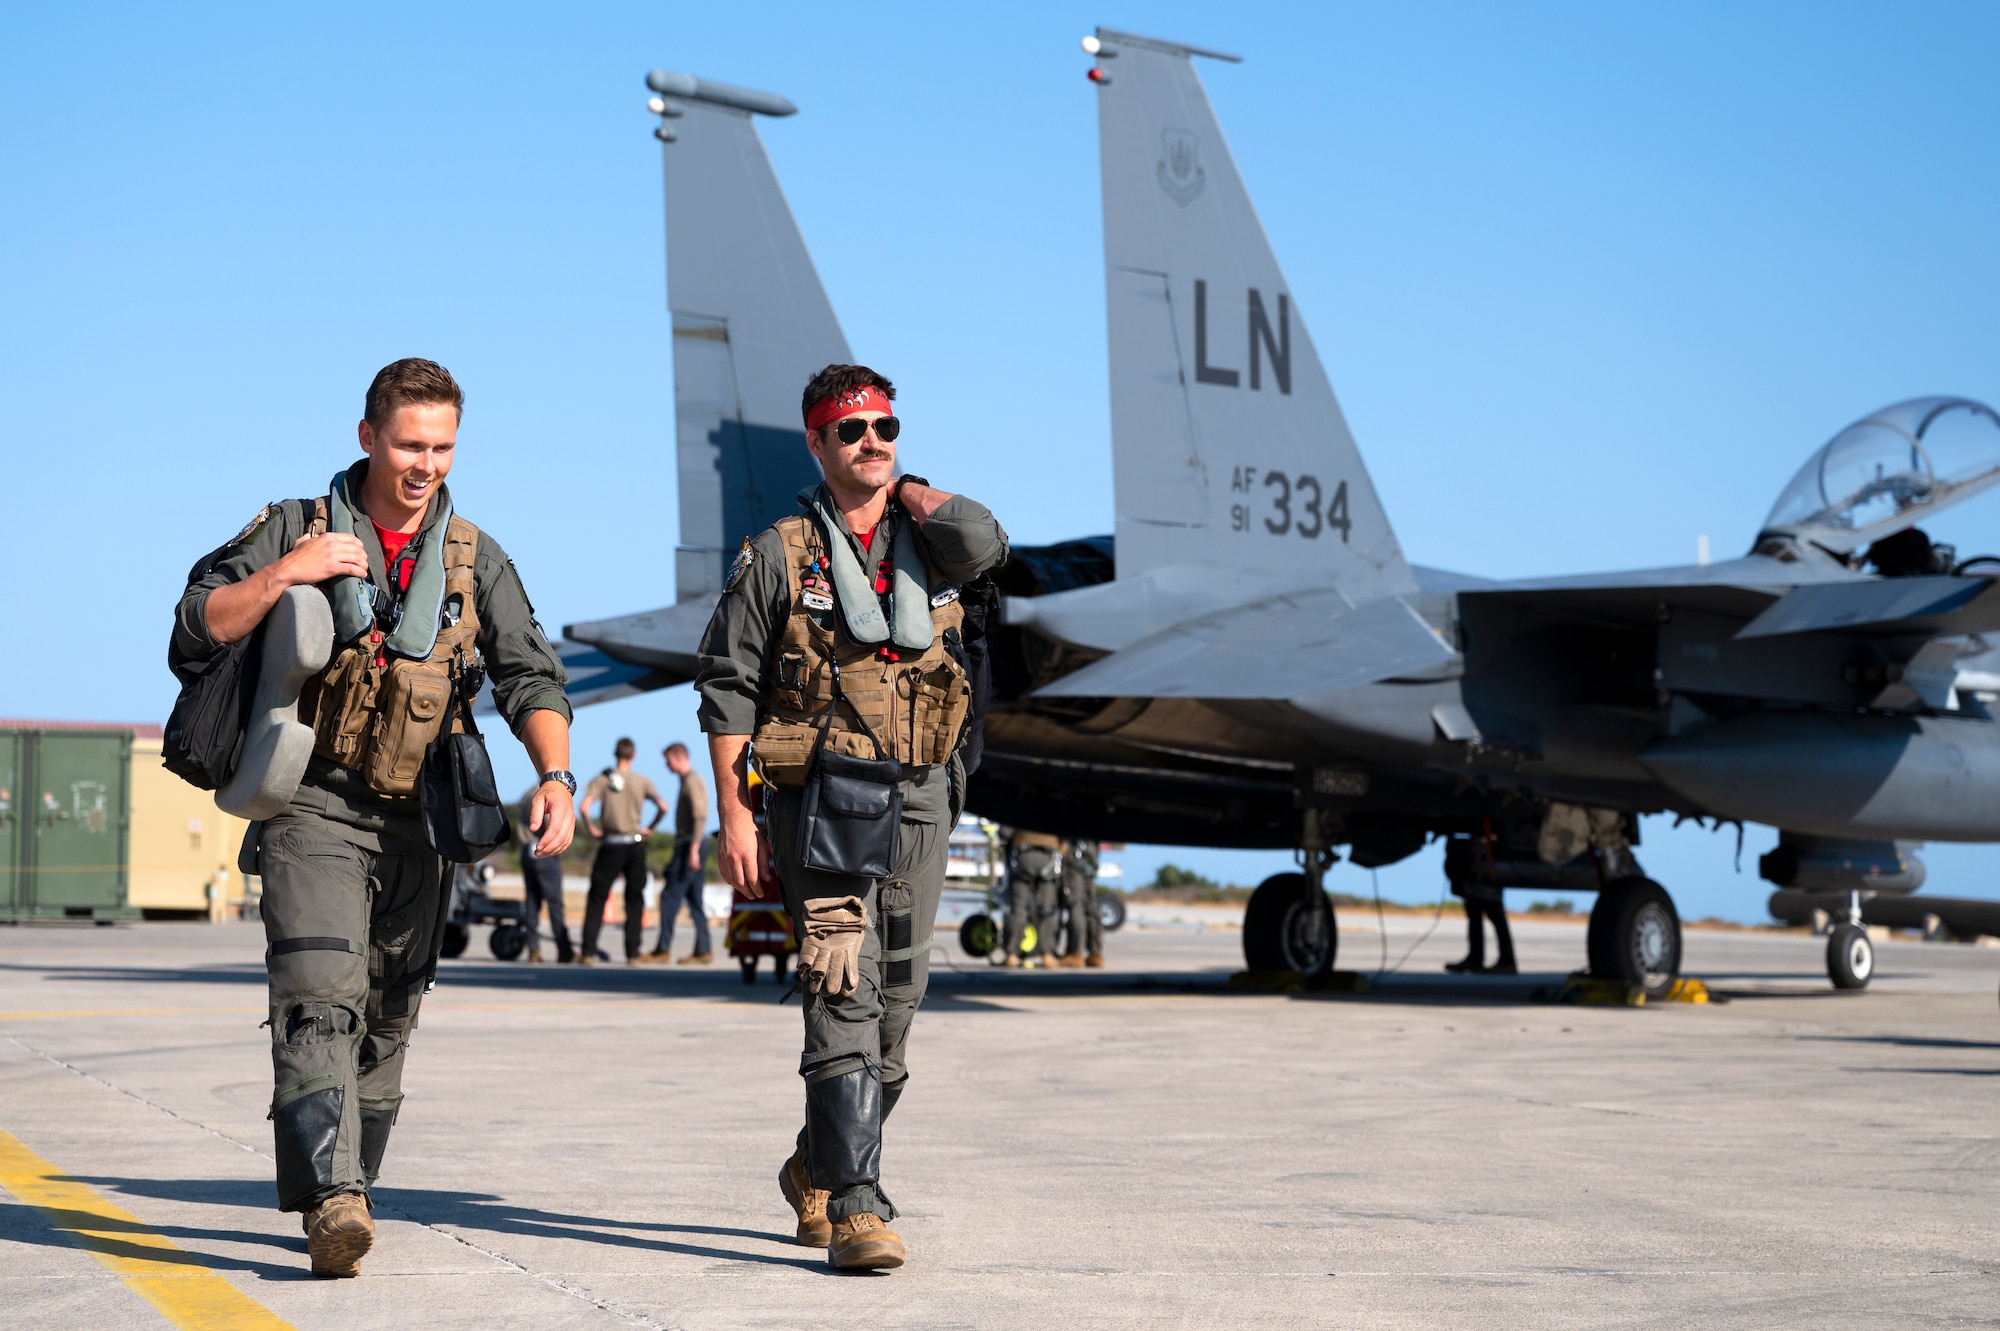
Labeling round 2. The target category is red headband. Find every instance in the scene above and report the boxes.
[806,384,892,432]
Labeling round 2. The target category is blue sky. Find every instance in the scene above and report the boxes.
[4,2,1997,920]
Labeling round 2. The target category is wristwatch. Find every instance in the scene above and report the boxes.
[540,770,578,796]
[893,474,930,509]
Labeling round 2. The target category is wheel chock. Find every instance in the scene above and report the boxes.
[1555,973,1711,1006]
[1666,977,1710,1004]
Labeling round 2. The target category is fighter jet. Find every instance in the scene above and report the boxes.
[572,45,2000,999]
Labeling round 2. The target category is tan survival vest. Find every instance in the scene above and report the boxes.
[297,501,483,798]
[750,513,973,787]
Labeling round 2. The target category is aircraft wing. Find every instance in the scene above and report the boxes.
[1034,592,1455,700]
[474,638,686,716]
[1735,576,2000,639]
[562,597,715,679]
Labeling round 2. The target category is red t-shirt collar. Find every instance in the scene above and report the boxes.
[373,520,416,591]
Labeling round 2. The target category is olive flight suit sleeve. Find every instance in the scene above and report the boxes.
[471,531,573,738]
[172,500,310,664]
[693,527,791,736]
[916,493,1009,585]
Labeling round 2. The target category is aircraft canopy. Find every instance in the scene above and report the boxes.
[1762,397,2000,553]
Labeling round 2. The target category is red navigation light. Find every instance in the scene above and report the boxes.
[1086,66,1107,84]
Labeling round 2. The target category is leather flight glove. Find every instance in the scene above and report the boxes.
[798,896,867,997]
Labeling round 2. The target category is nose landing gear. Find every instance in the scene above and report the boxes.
[1826,890,1874,989]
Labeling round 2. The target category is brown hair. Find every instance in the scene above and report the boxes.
[800,363,894,427]
[365,358,464,430]
[664,742,689,760]
[614,738,636,760]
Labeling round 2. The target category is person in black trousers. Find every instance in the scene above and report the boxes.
[516,787,574,963]
[576,739,670,965]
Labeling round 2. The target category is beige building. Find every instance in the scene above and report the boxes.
[129,730,252,918]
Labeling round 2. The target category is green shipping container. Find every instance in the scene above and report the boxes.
[0,725,136,922]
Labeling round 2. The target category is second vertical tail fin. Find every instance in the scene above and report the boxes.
[1089,30,1413,601]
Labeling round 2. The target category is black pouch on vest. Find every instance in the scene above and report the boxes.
[421,658,512,864]
[796,661,902,877]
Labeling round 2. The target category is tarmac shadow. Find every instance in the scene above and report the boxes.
[0,962,267,988]
[70,1175,823,1272]
[1800,1034,2000,1051]
[371,1187,824,1271]
[4,1190,312,1281]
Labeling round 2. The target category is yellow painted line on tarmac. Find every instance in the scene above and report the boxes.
[0,1128,294,1330]
[0,1007,263,1022]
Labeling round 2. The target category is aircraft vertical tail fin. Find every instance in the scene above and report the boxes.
[557,74,844,686]
[1088,31,1413,599]
[649,71,848,603]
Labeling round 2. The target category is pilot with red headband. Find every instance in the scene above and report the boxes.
[696,363,1008,1270]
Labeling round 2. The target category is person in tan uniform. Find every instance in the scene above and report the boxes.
[577,738,669,965]
[648,742,713,963]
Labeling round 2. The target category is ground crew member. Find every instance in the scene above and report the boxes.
[578,739,669,965]
[697,363,1007,1271]
[1004,830,1065,967]
[1056,839,1104,968]
[174,358,575,1278]
[649,741,713,963]
[1446,880,1518,975]
[517,785,574,964]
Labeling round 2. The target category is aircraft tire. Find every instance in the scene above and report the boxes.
[1097,889,1126,933]
[1243,873,1337,979]
[1588,877,1680,1000]
[960,913,999,960]
[1826,922,1874,990]
[488,922,528,962]
[439,923,470,960]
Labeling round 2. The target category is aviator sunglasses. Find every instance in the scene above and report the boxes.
[830,415,901,445]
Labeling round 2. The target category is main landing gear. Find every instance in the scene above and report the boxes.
[1585,877,1682,1001]
[1241,811,1339,979]
[1439,832,1687,999]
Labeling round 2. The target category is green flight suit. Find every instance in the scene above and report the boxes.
[174,465,570,1213]
[696,484,1007,1222]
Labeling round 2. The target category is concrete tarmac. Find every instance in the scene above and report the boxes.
[0,910,1995,1329]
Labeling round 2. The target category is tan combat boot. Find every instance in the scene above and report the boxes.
[1054,953,1085,968]
[828,1212,905,1270]
[778,1147,832,1247]
[303,1192,374,1278]
[1086,953,1105,968]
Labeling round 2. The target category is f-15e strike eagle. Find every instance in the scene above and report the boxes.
[558,32,2000,998]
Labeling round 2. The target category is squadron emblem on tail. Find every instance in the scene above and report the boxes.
[1157,128,1206,205]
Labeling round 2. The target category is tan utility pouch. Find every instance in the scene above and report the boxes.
[310,646,379,768]
[364,662,454,797]
[750,723,814,788]
[752,721,886,788]
[904,658,970,765]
